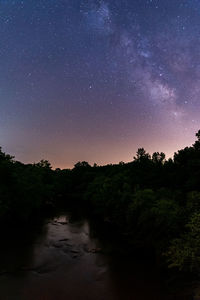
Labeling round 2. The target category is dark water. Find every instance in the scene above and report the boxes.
[0,214,194,300]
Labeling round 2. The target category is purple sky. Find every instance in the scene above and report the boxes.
[1,0,200,168]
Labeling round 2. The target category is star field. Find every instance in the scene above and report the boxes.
[0,0,200,168]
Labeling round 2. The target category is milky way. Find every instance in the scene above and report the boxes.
[1,0,200,168]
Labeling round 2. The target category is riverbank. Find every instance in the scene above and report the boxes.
[0,212,197,300]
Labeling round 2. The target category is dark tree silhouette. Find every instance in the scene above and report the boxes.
[1,130,200,273]
[134,148,151,162]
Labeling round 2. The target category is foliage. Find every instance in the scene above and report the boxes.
[165,212,200,272]
[1,131,200,273]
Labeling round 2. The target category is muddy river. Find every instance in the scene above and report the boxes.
[0,213,194,300]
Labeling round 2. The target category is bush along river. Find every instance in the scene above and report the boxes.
[0,212,197,300]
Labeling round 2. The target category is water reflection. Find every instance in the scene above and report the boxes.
[0,214,194,300]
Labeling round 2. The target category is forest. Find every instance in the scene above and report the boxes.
[1,130,200,275]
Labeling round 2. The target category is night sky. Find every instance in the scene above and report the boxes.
[1,0,200,168]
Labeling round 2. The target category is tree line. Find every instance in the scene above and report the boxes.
[1,131,200,273]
